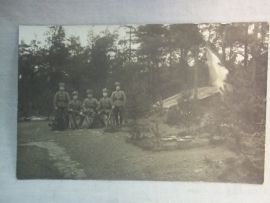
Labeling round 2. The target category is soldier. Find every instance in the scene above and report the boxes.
[83,89,99,128]
[111,82,126,126]
[97,88,113,127]
[52,83,70,130]
[68,91,85,129]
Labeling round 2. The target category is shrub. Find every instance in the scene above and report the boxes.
[166,89,202,132]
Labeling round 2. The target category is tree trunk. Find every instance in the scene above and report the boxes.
[156,58,162,98]
[229,44,232,61]
[31,66,35,111]
[147,56,151,99]
[184,49,188,86]
[169,30,172,87]
[222,24,228,65]
[193,46,199,102]
[244,23,249,70]
[222,46,226,65]
[251,23,259,86]
[151,61,155,102]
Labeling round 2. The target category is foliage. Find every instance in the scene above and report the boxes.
[18,23,268,132]
[166,89,203,132]
[124,70,151,122]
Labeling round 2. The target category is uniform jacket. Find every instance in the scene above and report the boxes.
[111,90,126,107]
[83,98,99,112]
[68,99,82,111]
[97,97,113,111]
[53,91,70,108]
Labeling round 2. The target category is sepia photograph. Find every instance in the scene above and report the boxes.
[17,22,268,184]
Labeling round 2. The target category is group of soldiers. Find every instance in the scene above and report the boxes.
[50,82,126,130]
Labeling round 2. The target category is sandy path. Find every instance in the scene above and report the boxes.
[17,121,236,182]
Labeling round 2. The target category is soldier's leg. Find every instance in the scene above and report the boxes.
[53,108,58,122]
[58,107,66,130]
[62,108,68,129]
[105,111,112,127]
[64,108,69,127]
[94,111,103,127]
[60,108,67,129]
[83,110,92,128]
[55,107,62,120]
[119,106,124,125]
[99,111,106,127]
[114,107,119,125]
[74,112,84,129]
[51,108,60,129]
[88,111,96,128]
[69,112,74,129]
[78,114,85,128]
[72,112,79,129]
[111,109,116,126]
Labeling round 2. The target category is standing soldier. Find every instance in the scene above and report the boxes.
[97,88,113,127]
[68,91,85,129]
[111,82,126,126]
[83,89,99,128]
[53,83,70,130]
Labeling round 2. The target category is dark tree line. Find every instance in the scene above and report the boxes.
[18,23,268,130]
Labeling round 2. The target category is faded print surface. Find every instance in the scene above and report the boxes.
[17,23,268,183]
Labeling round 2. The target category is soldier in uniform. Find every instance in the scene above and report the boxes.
[52,83,70,130]
[97,88,113,127]
[83,89,99,128]
[111,82,126,126]
[68,91,85,129]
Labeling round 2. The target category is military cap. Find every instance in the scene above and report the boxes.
[87,89,93,94]
[72,91,78,96]
[102,88,108,93]
[59,83,65,87]
[115,82,120,87]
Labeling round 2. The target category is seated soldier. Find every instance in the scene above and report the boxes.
[83,89,99,128]
[97,88,113,127]
[68,91,84,129]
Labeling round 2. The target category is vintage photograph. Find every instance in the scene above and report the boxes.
[17,23,268,184]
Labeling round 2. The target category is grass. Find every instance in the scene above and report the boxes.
[17,146,64,179]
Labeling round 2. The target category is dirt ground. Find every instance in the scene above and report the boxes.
[17,120,264,183]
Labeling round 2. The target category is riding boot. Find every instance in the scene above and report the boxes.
[120,115,123,125]
[119,107,123,125]
[114,111,119,125]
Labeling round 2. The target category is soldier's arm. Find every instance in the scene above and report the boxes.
[96,99,101,111]
[98,99,102,110]
[53,92,58,107]
[109,98,113,107]
[95,99,100,110]
[82,99,87,111]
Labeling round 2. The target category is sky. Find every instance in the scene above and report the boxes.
[19,24,249,64]
[19,24,138,46]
